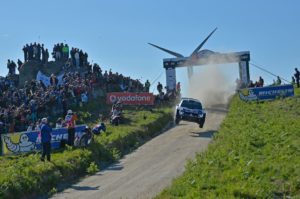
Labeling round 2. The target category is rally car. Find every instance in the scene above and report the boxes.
[174,98,206,128]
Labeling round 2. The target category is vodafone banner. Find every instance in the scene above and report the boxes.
[106,92,155,105]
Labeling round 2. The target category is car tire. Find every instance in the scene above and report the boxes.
[199,114,206,128]
[175,114,180,125]
[199,123,204,128]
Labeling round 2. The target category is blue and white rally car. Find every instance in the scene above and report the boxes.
[175,98,206,128]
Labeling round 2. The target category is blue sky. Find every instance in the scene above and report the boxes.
[0,0,299,93]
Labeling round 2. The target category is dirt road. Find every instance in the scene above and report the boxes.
[53,104,228,199]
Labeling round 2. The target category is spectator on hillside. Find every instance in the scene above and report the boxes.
[65,109,77,146]
[70,47,75,66]
[92,122,106,135]
[258,76,264,87]
[22,45,28,62]
[50,74,58,87]
[81,92,88,104]
[75,50,80,68]
[144,80,150,92]
[33,42,38,60]
[276,76,282,85]
[294,68,300,88]
[79,50,84,67]
[26,122,35,132]
[44,49,49,64]
[292,76,296,85]
[62,44,69,61]
[37,43,41,61]
[28,43,33,60]
[248,80,255,88]
[17,59,23,71]
[157,82,163,93]
[55,118,64,128]
[40,117,52,162]
[7,60,16,75]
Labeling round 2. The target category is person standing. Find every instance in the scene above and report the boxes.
[17,59,23,71]
[157,82,163,93]
[294,68,300,88]
[40,118,52,162]
[50,74,58,87]
[276,76,282,85]
[75,50,80,68]
[65,109,77,146]
[144,80,150,92]
[44,49,49,64]
[292,76,296,85]
[62,44,69,61]
[22,45,28,62]
[258,76,264,87]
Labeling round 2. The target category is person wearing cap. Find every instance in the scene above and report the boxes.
[40,118,52,162]
[65,109,77,146]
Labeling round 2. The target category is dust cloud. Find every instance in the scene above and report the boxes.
[187,64,236,108]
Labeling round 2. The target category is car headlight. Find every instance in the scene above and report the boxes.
[198,114,203,118]
[179,110,184,115]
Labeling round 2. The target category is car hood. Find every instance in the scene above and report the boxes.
[181,107,203,114]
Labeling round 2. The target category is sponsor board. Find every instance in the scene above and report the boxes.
[239,84,294,101]
[166,67,176,91]
[106,92,155,105]
[1,125,86,156]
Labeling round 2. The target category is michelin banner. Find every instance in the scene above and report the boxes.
[1,125,86,156]
[239,84,294,101]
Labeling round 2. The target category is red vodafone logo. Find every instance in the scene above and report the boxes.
[107,92,155,105]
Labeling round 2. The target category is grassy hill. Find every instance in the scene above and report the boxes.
[156,87,300,198]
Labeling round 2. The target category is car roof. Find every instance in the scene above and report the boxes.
[180,97,201,103]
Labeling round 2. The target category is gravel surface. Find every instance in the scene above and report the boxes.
[52,104,228,199]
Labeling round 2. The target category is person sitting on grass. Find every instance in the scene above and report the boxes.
[92,122,106,135]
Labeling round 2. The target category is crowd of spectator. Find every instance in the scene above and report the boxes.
[0,65,146,134]
[22,43,49,64]
[0,42,165,134]
[248,76,265,88]
[52,43,89,69]
[20,42,89,71]
[7,59,17,75]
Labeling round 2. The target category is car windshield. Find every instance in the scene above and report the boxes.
[181,100,202,109]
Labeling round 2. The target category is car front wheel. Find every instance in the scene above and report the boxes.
[175,115,180,125]
[199,117,205,128]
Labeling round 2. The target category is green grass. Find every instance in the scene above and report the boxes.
[156,87,300,199]
[0,102,173,198]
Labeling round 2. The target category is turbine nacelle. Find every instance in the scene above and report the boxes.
[148,28,218,79]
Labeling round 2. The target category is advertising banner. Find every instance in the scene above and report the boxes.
[166,67,176,91]
[1,125,86,156]
[239,84,294,101]
[239,61,249,85]
[106,92,155,105]
[36,71,64,87]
